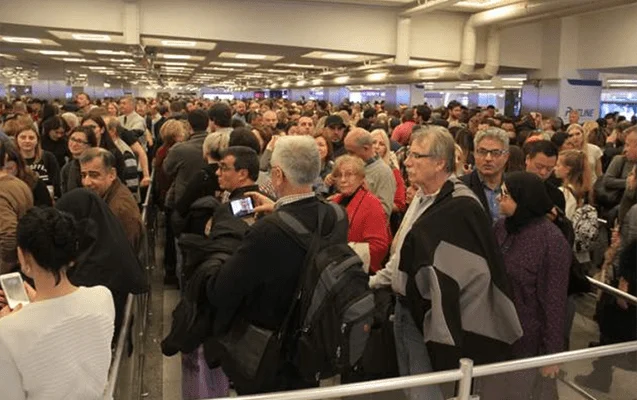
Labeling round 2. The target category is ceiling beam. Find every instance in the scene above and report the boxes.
[400,0,463,17]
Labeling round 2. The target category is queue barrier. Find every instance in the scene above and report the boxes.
[104,171,156,400]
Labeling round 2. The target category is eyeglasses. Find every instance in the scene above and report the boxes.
[69,137,89,145]
[475,148,508,158]
[405,150,434,160]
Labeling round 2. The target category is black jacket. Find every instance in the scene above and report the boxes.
[398,177,523,371]
[460,169,490,216]
[162,204,249,358]
[208,197,344,333]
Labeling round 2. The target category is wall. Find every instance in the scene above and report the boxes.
[577,3,637,70]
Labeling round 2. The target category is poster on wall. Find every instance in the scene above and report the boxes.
[559,79,602,122]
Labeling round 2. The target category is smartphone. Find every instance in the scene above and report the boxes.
[229,197,256,218]
[0,273,30,309]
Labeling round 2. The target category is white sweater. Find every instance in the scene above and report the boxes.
[0,286,115,400]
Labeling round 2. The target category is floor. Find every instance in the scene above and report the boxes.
[138,217,636,400]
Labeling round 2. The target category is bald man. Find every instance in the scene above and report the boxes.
[344,128,396,217]
[263,110,277,129]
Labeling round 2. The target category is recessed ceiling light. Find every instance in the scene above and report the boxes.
[367,72,388,82]
[40,50,69,55]
[162,62,189,66]
[312,79,323,85]
[334,76,350,84]
[161,54,191,60]
[95,50,129,55]
[62,58,88,62]
[235,53,268,60]
[221,62,248,67]
[2,36,42,44]
[161,40,197,47]
[321,52,359,60]
[72,33,111,42]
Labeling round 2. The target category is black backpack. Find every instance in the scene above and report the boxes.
[272,202,375,383]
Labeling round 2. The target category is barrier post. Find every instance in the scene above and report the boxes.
[457,358,474,400]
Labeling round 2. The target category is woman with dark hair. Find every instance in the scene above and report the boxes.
[41,116,70,168]
[15,126,61,199]
[505,145,526,172]
[56,188,148,336]
[1,140,52,206]
[0,207,115,399]
[81,115,133,190]
[60,126,98,194]
[485,172,571,399]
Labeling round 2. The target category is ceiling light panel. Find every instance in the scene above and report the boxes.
[302,51,378,62]
[49,30,124,43]
[141,37,216,50]
[274,63,326,70]
[209,61,258,68]
[218,52,283,61]
[2,36,60,46]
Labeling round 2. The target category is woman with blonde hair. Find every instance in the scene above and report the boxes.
[566,123,603,182]
[371,129,406,214]
[554,149,593,220]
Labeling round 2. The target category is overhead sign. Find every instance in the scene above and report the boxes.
[559,79,602,121]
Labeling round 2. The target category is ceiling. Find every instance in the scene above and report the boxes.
[0,0,634,91]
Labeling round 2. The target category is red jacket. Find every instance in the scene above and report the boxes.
[393,168,407,212]
[332,188,391,273]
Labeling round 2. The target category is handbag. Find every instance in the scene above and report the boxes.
[208,208,325,394]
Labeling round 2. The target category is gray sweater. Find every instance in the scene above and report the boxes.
[365,158,396,218]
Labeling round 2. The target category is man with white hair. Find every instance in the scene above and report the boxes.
[206,136,348,393]
[344,127,396,217]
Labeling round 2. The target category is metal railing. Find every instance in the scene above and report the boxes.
[587,276,637,305]
[208,341,637,400]
[104,172,156,400]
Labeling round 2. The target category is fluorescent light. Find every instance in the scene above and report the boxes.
[109,58,134,63]
[95,50,129,55]
[321,52,359,60]
[367,72,388,82]
[104,82,111,88]
[163,62,189,66]
[235,53,268,60]
[607,79,637,84]
[501,77,526,81]
[296,80,307,86]
[2,36,42,44]
[88,66,107,70]
[312,79,323,85]
[473,80,492,83]
[72,33,111,42]
[609,83,637,87]
[222,62,248,67]
[162,54,191,59]
[334,76,350,84]
[62,58,88,62]
[40,50,69,55]
[161,40,196,47]
[455,0,505,8]
[281,82,290,88]
[478,86,496,89]
[208,67,237,71]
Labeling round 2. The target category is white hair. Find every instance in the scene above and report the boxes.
[271,136,320,186]
[61,112,79,129]
[474,127,510,151]
[203,131,230,160]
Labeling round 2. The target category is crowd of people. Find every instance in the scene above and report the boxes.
[0,93,634,399]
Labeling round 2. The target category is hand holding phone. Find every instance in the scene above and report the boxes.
[229,197,256,218]
[0,273,30,310]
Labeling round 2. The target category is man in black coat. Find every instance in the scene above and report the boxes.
[206,136,347,394]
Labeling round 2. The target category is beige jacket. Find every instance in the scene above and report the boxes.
[0,175,34,273]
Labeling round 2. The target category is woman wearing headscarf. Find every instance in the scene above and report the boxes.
[485,172,571,399]
[56,188,148,336]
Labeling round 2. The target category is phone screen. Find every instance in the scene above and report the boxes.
[229,197,255,218]
[0,273,30,309]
